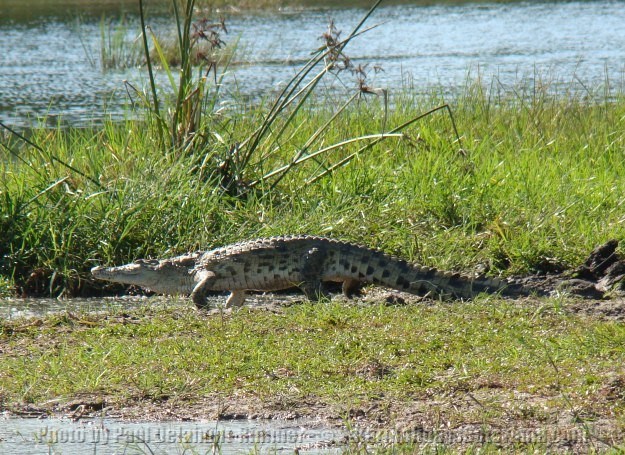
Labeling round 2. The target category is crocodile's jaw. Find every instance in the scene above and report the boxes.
[91,259,196,295]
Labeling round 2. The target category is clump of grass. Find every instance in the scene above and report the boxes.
[97,12,235,71]
[137,0,420,197]
[99,15,144,70]
[148,17,235,68]
[136,0,231,154]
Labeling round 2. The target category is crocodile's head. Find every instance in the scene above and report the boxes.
[91,254,199,295]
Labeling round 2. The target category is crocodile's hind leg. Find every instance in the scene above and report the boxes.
[191,270,216,309]
[226,290,247,308]
[300,246,331,301]
[342,278,362,298]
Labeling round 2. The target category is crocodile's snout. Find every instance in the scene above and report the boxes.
[90,259,196,295]
[92,265,142,278]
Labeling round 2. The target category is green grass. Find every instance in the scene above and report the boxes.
[0,298,624,451]
[2,83,625,295]
[2,299,618,401]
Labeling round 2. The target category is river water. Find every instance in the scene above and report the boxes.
[1,0,625,127]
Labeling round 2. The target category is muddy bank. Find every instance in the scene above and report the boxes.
[5,380,625,452]
[511,239,625,301]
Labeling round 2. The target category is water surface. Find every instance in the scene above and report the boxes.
[0,416,343,454]
[1,1,624,127]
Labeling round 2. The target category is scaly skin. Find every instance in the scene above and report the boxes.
[91,235,533,308]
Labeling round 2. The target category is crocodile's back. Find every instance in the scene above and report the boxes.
[198,236,322,291]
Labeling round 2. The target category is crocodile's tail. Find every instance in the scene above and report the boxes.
[338,245,533,299]
[400,266,532,299]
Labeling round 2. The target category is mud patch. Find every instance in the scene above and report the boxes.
[4,387,624,452]
[565,298,625,321]
[515,239,625,300]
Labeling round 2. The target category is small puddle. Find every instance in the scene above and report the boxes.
[0,297,156,320]
[0,295,301,319]
[0,417,344,454]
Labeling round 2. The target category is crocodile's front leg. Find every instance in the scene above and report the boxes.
[191,270,216,309]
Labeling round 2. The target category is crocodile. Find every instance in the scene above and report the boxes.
[91,235,535,309]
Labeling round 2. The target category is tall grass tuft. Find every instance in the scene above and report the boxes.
[99,15,143,70]
[136,0,442,197]
[138,0,230,154]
